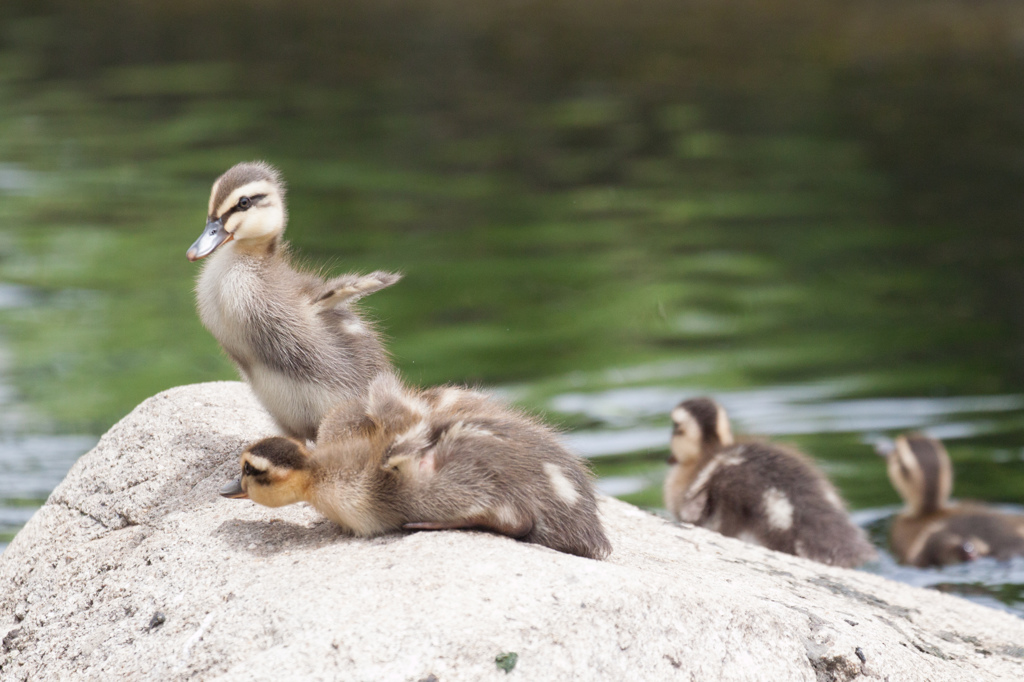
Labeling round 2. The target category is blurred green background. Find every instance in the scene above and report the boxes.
[2,0,1024,612]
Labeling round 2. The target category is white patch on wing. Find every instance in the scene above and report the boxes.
[736,530,762,547]
[393,420,429,448]
[342,320,366,335]
[443,421,494,441]
[436,388,466,410]
[543,462,580,505]
[822,485,844,510]
[397,390,431,418]
[718,453,744,466]
[763,487,794,531]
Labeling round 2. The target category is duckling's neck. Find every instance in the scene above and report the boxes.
[907,497,945,518]
[228,234,283,260]
[697,442,725,467]
[911,471,951,517]
[674,445,721,492]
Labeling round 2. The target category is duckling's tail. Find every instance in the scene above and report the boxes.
[526,506,612,560]
[798,516,878,568]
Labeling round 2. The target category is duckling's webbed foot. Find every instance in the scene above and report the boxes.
[403,520,474,531]
[403,515,533,539]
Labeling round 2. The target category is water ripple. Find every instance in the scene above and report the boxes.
[557,381,1024,457]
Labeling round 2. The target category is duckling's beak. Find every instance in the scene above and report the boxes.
[220,479,249,499]
[187,218,233,261]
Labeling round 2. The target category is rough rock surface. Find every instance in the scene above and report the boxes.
[1,382,1023,681]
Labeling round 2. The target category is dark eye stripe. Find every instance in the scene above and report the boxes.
[243,462,262,477]
[219,194,268,220]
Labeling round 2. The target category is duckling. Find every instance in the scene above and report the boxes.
[884,434,1024,567]
[664,397,875,567]
[221,374,612,559]
[187,161,400,441]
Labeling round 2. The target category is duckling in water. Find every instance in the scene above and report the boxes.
[187,161,400,441]
[221,374,612,559]
[884,434,1024,567]
[663,397,875,567]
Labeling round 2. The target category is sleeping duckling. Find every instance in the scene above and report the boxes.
[664,397,875,567]
[884,434,1024,567]
[222,374,612,559]
[187,161,400,441]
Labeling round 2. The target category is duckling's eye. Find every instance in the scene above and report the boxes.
[238,196,252,210]
[666,455,678,465]
[243,461,261,477]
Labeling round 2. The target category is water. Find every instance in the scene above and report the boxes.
[2,2,1024,615]
[0,434,97,547]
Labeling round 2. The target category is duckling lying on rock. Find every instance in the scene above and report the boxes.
[884,434,1024,567]
[663,397,875,568]
[187,161,400,441]
[221,374,612,560]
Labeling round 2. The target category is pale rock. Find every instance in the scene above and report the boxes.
[0,383,1022,681]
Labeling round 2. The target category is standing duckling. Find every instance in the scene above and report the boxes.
[884,434,1024,567]
[221,374,612,559]
[187,161,400,441]
[664,397,875,567]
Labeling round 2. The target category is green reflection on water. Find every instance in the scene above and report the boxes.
[2,0,1024,609]
[0,65,1022,485]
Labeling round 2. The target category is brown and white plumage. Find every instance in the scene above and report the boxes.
[222,374,612,559]
[885,434,1024,567]
[664,397,876,568]
[187,161,400,441]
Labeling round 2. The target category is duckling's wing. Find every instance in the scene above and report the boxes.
[313,271,402,309]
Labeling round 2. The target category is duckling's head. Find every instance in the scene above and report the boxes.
[885,434,953,516]
[187,161,287,261]
[668,397,734,467]
[220,436,312,508]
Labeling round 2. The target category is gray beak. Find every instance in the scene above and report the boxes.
[220,479,248,499]
[187,218,233,261]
